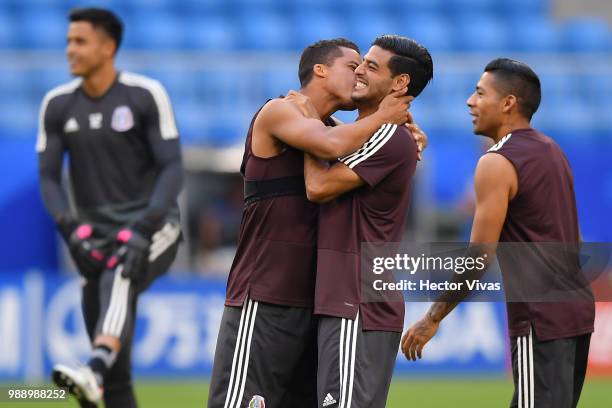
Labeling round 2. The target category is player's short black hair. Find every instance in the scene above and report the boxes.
[69,8,124,54]
[298,38,360,87]
[372,35,433,97]
[484,58,541,120]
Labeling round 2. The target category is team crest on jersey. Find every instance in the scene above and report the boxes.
[248,395,265,408]
[111,105,134,132]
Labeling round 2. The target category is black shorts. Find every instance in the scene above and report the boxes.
[317,311,401,408]
[207,298,318,408]
[510,328,591,408]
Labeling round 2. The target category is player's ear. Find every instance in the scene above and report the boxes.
[100,34,116,59]
[502,94,518,114]
[392,73,410,93]
[313,64,328,80]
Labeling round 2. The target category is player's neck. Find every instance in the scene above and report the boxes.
[82,63,117,98]
[493,118,532,143]
[355,101,377,120]
[300,87,336,120]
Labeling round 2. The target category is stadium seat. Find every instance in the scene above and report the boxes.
[127,12,184,50]
[507,17,559,52]
[452,13,509,51]
[290,11,349,51]
[19,9,68,49]
[346,10,398,52]
[399,12,454,53]
[176,0,227,14]
[534,99,594,135]
[561,17,612,53]
[496,0,550,17]
[0,11,16,48]
[264,68,300,99]
[184,15,236,51]
[382,0,445,14]
[0,69,30,99]
[287,0,335,14]
[0,97,38,134]
[444,0,495,15]
[33,68,73,100]
[236,11,292,50]
[583,73,612,105]
[173,100,208,143]
[230,0,287,14]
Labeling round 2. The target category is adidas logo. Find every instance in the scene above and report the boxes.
[64,117,79,133]
[322,393,337,407]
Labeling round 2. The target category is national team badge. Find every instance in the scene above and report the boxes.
[111,105,134,132]
[248,395,265,408]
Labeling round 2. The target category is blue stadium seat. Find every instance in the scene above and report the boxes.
[230,0,287,14]
[33,69,73,100]
[0,97,38,134]
[346,10,398,52]
[236,11,292,50]
[176,0,228,13]
[20,9,68,49]
[496,0,550,17]
[0,70,30,99]
[584,73,612,105]
[507,17,559,52]
[535,72,596,132]
[381,0,445,14]
[0,11,16,48]
[184,15,236,51]
[539,72,571,104]
[534,99,594,134]
[202,122,246,147]
[452,13,509,51]
[264,69,299,99]
[290,11,349,51]
[399,12,454,53]
[173,100,207,142]
[288,0,335,14]
[562,18,612,53]
[126,12,184,50]
[126,0,174,9]
[445,0,496,14]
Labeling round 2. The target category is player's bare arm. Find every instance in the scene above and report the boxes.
[286,90,429,161]
[253,89,410,160]
[401,152,518,361]
[303,155,364,203]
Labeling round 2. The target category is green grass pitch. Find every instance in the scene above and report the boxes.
[3,377,610,407]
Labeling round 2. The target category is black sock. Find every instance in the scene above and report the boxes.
[87,345,117,385]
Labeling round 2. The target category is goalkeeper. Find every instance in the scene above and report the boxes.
[37,8,182,408]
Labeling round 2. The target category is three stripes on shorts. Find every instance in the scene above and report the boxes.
[223,298,259,408]
[517,327,535,408]
[337,310,360,408]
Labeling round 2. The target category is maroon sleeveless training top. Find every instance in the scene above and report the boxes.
[489,128,594,341]
[225,101,319,308]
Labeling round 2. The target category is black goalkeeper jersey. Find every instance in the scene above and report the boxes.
[37,71,182,227]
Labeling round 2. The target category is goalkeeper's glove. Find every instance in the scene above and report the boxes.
[58,217,107,278]
[106,224,153,282]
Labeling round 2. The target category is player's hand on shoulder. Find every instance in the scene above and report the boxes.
[405,111,428,161]
[401,313,439,361]
[284,90,320,120]
[376,88,413,125]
